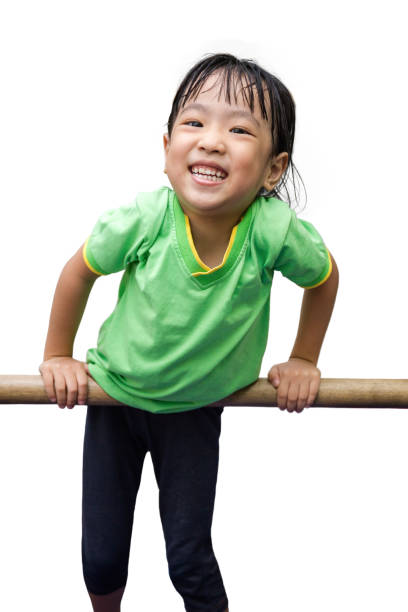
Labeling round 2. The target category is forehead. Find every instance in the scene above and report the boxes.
[180,71,270,122]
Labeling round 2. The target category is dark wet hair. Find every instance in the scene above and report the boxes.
[167,53,305,208]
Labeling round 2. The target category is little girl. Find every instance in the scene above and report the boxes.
[40,53,339,612]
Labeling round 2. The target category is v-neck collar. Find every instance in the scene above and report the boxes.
[171,192,253,287]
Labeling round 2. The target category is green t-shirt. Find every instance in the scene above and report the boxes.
[84,186,332,413]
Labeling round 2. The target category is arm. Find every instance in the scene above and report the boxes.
[268,252,339,412]
[39,245,100,408]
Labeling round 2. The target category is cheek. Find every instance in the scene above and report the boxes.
[234,150,267,178]
[165,150,183,173]
[234,141,264,165]
[168,142,191,166]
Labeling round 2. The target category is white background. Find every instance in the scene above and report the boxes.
[1,1,408,610]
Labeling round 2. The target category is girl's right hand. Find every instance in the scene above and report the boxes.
[39,357,91,409]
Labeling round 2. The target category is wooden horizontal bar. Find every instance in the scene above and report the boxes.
[1,375,408,407]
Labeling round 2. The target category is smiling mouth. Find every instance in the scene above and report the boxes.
[189,164,228,183]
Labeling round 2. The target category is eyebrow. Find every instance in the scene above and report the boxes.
[179,102,261,128]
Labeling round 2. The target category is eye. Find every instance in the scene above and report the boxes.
[185,120,202,127]
[230,127,251,135]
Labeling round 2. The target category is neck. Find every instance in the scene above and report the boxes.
[191,214,236,243]
[187,214,235,269]
[185,205,246,243]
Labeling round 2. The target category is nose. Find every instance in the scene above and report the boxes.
[197,126,226,154]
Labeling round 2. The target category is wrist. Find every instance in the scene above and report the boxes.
[43,353,73,361]
[289,354,318,366]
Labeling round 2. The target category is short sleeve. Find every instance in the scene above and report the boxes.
[83,201,147,275]
[274,210,332,288]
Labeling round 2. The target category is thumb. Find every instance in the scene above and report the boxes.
[268,365,280,388]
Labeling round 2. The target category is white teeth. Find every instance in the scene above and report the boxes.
[191,165,226,179]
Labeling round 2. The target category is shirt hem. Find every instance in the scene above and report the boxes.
[87,362,224,414]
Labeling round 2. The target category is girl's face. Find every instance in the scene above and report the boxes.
[163,73,288,222]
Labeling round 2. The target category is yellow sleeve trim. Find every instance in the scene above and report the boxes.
[302,250,332,289]
[185,215,238,277]
[82,238,104,276]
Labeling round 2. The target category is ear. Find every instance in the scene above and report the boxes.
[263,152,289,192]
[163,133,170,173]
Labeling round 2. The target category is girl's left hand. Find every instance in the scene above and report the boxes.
[267,358,321,413]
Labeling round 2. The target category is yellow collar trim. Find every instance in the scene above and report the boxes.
[184,215,238,277]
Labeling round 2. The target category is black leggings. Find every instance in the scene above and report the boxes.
[81,404,228,612]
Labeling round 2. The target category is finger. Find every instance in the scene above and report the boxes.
[268,366,280,388]
[40,367,57,403]
[76,368,89,405]
[306,376,320,408]
[277,378,289,411]
[286,382,300,413]
[53,371,67,409]
[65,373,78,409]
[296,381,310,413]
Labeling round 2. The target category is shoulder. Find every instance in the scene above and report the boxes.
[84,187,173,275]
[92,186,171,237]
[252,196,293,233]
[133,185,173,214]
[130,185,172,235]
[250,196,293,259]
[117,185,171,224]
